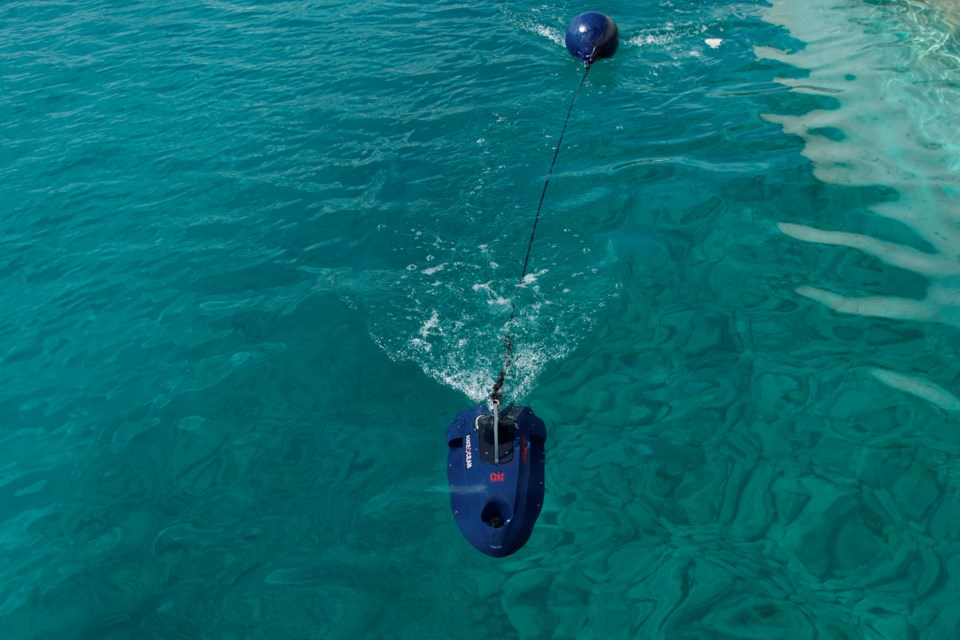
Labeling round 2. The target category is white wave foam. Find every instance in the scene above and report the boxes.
[472,281,511,306]
[532,24,563,47]
[419,309,440,338]
[501,8,564,48]
[341,165,616,402]
[521,268,548,286]
[627,23,708,47]
[346,256,606,403]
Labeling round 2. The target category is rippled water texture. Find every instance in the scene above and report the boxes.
[2,0,960,638]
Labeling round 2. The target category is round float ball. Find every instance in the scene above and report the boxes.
[565,12,619,65]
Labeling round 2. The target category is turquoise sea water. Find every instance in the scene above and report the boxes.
[3,0,960,637]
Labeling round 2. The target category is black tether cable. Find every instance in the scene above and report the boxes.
[490,63,593,405]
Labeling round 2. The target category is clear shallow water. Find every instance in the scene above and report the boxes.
[2,0,960,638]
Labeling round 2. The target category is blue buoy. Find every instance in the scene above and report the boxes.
[565,12,619,66]
[447,405,546,557]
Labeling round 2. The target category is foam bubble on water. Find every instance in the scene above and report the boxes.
[357,275,599,403]
[628,22,708,48]
[521,268,548,286]
[629,34,665,47]
[532,24,563,47]
[472,281,511,306]
[342,196,617,404]
[419,332,573,404]
[422,263,444,276]
[408,337,432,353]
[501,8,563,48]
[419,309,440,339]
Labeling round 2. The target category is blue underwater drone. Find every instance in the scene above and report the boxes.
[445,12,618,557]
[447,405,547,557]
